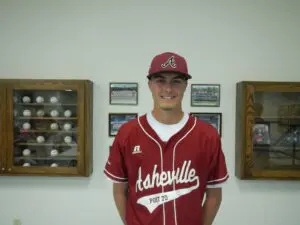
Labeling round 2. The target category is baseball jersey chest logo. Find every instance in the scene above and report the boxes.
[135,159,200,213]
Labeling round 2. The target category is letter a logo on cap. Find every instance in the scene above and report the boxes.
[161,56,176,69]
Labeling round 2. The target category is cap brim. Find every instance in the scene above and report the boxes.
[147,71,192,79]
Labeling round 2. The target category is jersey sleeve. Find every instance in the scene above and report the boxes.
[103,131,128,183]
[206,132,229,188]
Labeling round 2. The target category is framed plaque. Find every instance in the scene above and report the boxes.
[190,112,222,136]
[109,113,138,136]
[109,82,138,105]
[191,84,220,107]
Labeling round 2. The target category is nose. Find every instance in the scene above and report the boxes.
[164,82,172,92]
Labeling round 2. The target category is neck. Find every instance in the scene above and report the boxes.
[151,108,184,125]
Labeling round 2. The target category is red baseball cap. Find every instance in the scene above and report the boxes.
[147,52,192,79]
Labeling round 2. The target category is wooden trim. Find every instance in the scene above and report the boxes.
[6,83,14,170]
[236,81,300,180]
[251,169,300,180]
[1,79,93,177]
[76,82,85,176]
[3,167,79,176]
[84,80,93,176]
[0,86,7,172]
[235,82,246,178]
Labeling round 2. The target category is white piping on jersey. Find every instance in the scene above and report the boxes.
[172,117,197,225]
[138,117,166,225]
[105,176,128,183]
[207,173,229,184]
[104,168,128,181]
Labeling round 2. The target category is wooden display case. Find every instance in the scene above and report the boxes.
[0,79,93,177]
[235,81,300,180]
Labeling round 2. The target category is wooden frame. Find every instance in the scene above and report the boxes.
[235,81,300,180]
[0,79,93,177]
[109,113,138,137]
[109,82,138,105]
[191,84,220,107]
[190,112,222,136]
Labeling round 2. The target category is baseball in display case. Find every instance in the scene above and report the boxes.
[235,81,300,180]
[0,79,93,177]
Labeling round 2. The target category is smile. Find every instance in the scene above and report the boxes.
[161,96,175,100]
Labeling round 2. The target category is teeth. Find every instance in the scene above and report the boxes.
[162,97,172,99]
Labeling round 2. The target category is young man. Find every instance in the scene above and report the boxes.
[104,52,229,225]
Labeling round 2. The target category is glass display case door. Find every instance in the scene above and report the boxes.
[246,84,300,178]
[5,81,85,176]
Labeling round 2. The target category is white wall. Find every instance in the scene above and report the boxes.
[0,1,300,225]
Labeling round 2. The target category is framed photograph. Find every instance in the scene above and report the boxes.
[252,122,271,145]
[191,84,220,107]
[109,113,138,136]
[190,112,222,136]
[109,82,138,105]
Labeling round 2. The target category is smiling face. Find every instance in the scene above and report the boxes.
[148,73,188,112]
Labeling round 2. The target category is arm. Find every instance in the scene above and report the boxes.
[113,182,129,225]
[202,188,222,225]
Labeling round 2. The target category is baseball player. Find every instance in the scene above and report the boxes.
[104,52,229,225]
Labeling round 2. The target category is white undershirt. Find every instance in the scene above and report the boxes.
[146,112,189,142]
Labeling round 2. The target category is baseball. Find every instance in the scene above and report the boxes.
[36,109,45,117]
[22,122,31,130]
[50,163,58,167]
[50,123,59,130]
[36,96,44,103]
[50,149,58,156]
[23,109,31,117]
[63,123,71,131]
[64,110,72,117]
[50,96,58,103]
[22,96,31,103]
[22,149,31,156]
[23,163,31,167]
[36,136,45,143]
[294,137,298,142]
[50,110,59,117]
[64,136,72,144]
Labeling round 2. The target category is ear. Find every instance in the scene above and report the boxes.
[148,79,152,90]
[183,81,188,92]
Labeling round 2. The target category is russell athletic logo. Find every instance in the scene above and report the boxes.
[135,160,199,213]
[161,56,177,68]
[132,145,142,154]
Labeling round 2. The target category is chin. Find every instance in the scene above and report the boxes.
[159,103,177,111]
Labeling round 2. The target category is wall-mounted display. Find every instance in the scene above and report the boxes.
[235,81,300,180]
[191,84,220,107]
[190,112,222,136]
[109,82,138,105]
[109,113,138,137]
[0,79,93,177]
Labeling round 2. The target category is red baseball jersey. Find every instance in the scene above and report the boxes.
[104,114,229,225]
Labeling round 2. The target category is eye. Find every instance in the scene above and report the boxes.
[155,78,165,83]
[172,79,184,84]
